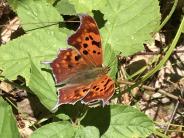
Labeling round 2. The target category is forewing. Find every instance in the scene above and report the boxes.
[68,14,102,67]
[50,48,89,84]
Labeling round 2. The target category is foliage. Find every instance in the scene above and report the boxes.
[31,105,155,138]
[0,0,161,137]
[0,97,20,138]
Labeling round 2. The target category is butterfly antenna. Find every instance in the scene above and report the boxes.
[106,55,118,68]
[104,44,120,68]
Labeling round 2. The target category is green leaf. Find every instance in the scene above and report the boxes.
[0,29,67,82]
[100,0,160,56]
[30,122,99,138]
[55,113,70,121]
[29,58,57,110]
[16,0,62,31]
[55,0,76,15]
[82,105,155,138]
[69,0,107,14]
[64,0,160,56]
[0,97,20,138]
[102,105,155,138]
[75,126,100,138]
[104,44,117,80]
[7,0,57,10]
[30,122,75,138]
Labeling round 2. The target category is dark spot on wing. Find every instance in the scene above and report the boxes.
[83,88,88,92]
[75,55,81,61]
[92,41,100,48]
[96,87,100,91]
[104,79,111,88]
[93,50,96,53]
[83,50,88,55]
[89,35,93,40]
[97,52,101,55]
[93,86,97,89]
[83,43,88,48]
[85,37,89,41]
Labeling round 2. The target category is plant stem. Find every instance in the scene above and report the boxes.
[157,0,178,31]
[130,16,184,89]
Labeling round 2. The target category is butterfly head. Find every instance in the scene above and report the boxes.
[102,66,110,74]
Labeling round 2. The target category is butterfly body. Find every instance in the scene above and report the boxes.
[49,14,115,108]
[58,66,110,87]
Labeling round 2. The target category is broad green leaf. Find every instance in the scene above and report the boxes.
[30,122,75,138]
[29,59,57,110]
[82,105,155,138]
[69,0,107,14]
[30,122,99,138]
[7,0,56,10]
[16,0,62,31]
[100,0,160,56]
[65,0,160,56]
[75,126,100,138]
[102,105,155,138]
[55,0,76,15]
[0,29,67,81]
[0,97,20,138]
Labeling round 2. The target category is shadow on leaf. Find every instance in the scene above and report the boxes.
[81,105,110,136]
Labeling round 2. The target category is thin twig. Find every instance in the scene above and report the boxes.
[0,21,80,27]
[118,80,184,103]
[164,101,180,134]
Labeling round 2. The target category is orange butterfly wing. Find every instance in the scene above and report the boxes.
[82,75,115,105]
[68,14,102,67]
[50,48,89,84]
[50,14,115,107]
[57,84,91,105]
[50,48,93,105]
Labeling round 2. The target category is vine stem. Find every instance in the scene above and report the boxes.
[157,0,178,31]
[129,16,184,90]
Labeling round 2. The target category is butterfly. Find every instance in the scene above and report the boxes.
[49,14,115,108]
